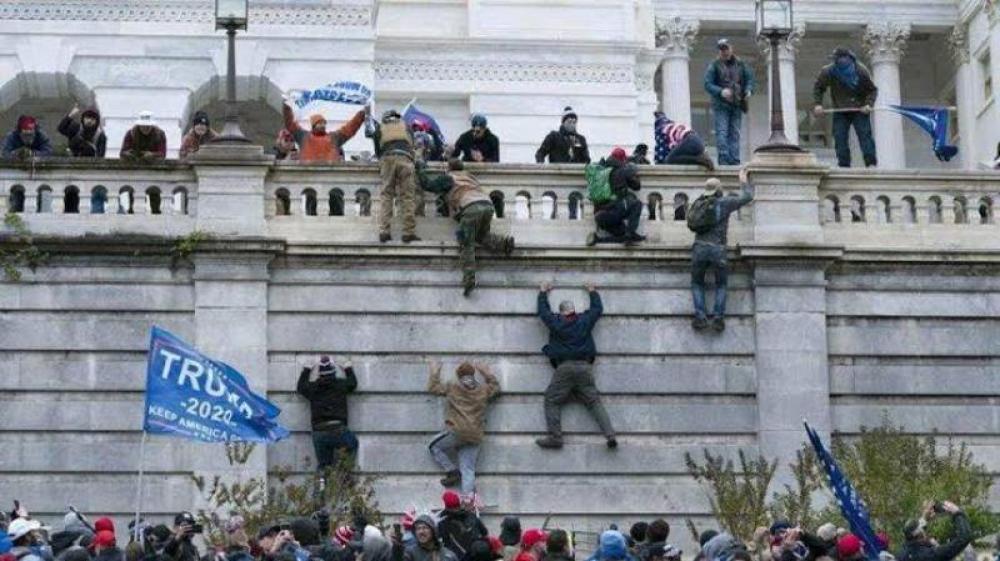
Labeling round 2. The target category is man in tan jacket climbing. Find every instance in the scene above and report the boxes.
[427,360,501,496]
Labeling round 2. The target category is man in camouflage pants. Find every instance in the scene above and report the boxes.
[368,109,420,243]
[418,158,514,295]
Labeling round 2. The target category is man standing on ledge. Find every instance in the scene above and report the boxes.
[535,282,616,449]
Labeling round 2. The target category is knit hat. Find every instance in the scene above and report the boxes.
[193,111,210,127]
[318,355,335,376]
[561,106,577,123]
[16,115,36,131]
[456,362,475,379]
[94,518,115,534]
[816,523,837,543]
[471,114,488,128]
[309,114,326,128]
[521,529,548,550]
[598,530,628,560]
[717,38,731,49]
[500,517,522,547]
[92,531,116,550]
[836,534,863,559]
[705,178,722,193]
[334,526,354,547]
[442,490,461,510]
[609,147,627,163]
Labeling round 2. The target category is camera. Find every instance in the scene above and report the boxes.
[191,524,204,535]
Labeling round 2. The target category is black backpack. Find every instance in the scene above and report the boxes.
[441,515,487,561]
[687,193,721,234]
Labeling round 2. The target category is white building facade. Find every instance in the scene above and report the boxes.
[0,0,996,168]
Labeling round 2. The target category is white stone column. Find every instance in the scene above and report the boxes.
[949,25,978,170]
[655,16,699,126]
[760,25,804,145]
[987,5,1000,110]
[864,22,910,170]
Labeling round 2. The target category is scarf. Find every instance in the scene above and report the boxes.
[831,58,860,90]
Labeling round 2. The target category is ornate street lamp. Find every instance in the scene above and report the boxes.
[754,0,804,153]
[212,0,251,143]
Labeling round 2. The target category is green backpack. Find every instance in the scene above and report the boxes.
[585,162,615,205]
[687,192,721,233]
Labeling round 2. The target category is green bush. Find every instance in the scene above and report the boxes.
[685,449,777,542]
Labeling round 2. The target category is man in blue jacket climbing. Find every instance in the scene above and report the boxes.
[535,282,616,450]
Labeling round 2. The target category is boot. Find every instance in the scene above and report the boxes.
[697,154,716,171]
[535,435,564,449]
[711,316,726,332]
[379,232,392,243]
[462,273,476,297]
[606,437,618,449]
[402,234,421,243]
[692,316,709,331]
[503,236,515,256]
[440,470,461,488]
[586,232,597,247]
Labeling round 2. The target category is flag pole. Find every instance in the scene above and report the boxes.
[133,430,148,543]
[819,106,957,114]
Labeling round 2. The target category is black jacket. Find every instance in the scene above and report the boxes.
[164,538,200,561]
[437,509,489,560]
[535,126,590,164]
[594,158,641,212]
[452,129,500,162]
[537,290,602,367]
[297,366,359,429]
[897,513,972,561]
[58,115,107,157]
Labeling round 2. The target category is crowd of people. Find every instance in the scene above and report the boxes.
[0,493,979,561]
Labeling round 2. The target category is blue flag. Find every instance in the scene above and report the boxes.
[292,81,372,109]
[143,327,290,443]
[805,422,881,560]
[402,101,447,144]
[887,105,958,162]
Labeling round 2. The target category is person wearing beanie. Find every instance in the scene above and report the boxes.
[586,147,644,247]
[437,491,489,561]
[688,165,754,333]
[898,501,971,561]
[120,111,166,161]
[535,106,590,164]
[500,518,522,561]
[653,112,714,170]
[367,108,421,243]
[281,98,366,163]
[2,115,53,160]
[813,47,879,168]
[536,282,616,450]
[179,111,218,159]
[703,38,754,166]
[272,129,300,161]
[402,515,458,561]
[297,355,359,471]
[58,104,106,158]
[586,530,635,561]
[427,359,500,493]
[541,531,571,561]
[627,144,650,165]
[451,114,500,163]
[417,158,515,295]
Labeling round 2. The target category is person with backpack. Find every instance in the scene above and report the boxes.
[688,166,754,332]
[585,148,644,246]
[437,492,488,561]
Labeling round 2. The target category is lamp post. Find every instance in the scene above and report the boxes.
[213,0,251,144]
[754,0,804,153]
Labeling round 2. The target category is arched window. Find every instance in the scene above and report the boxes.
[8,185,25,213]
[329,188,345,216]
[822,195,840,224]
[146,186,162,215]
[302,188,318,216]
[118,186,135,214]
[515,192,531,220]
[673,193,688,221]
[355,189,372,217]
[568,192,584,220]
[172,187,188,215]
[979,196,994,224]
[647,193,663,221]
[275,188,291,216]
[954,196,968,224]
[490,191,505,218]
[541,192,557,220]
[901,196,917,224]
[876,195,891,224]
[90,186,107,214]
[849,196,865,223]
[36,185,53,213]
[64,185,80,214]
[928,196,942,224]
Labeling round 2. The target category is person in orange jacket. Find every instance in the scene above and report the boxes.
[281,100,367,163]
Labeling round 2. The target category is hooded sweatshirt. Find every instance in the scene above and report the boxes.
[58,109,106,158]
[403,516,459,561]
[586,531,635,561]
[812,50,878,110]
[427,365,500,444]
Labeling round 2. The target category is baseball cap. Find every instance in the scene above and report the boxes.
[717,38,731,49]
[837,534,863,558]
[521,529,548,549]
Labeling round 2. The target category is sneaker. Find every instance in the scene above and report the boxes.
[440,470,461,488]
[535,436,564,449]
[379,233,391,243]
[606,437,618,449]
[711,316,726,332]
[586,232,597,247]
[692,316,709,331]
[627,232,647,242]
[402,234,421,243]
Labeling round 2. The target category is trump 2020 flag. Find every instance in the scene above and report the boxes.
[289,81,373,123]
[805,422,881,561]
[402,100,447,144]
[887,105,959,162]
[143,327,290,443]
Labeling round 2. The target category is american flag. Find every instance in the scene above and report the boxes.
[804,422,882,561]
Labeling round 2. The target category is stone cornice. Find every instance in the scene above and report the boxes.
[756,24,806,63]
[863,21,911,64]
[654,16,699,57]
[0,0,372,26]
[374,60,633,84]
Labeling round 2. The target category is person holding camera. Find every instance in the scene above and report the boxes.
[898,501,972,561]
[164,512,201,561]
[297,355,360,471]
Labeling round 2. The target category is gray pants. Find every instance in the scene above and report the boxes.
[429,430,481,494]
[544,360,615,439]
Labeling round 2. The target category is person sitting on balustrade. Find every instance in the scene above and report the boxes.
[281,98,367,164]
[654,112,714,170]
[58,104,106,158]
[179,111,218,159]
[2,115,53,160]
[120,111,166,162]
[586,148,644,246]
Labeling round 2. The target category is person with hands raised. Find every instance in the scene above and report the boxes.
[296,355,359,471]
[899,501,971,561]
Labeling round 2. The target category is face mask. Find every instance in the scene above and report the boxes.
[563,122,576,134]
[20,132,35,144]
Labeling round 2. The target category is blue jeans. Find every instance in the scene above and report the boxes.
[429,430,481,495]
[691,242,728,320]
[712,104,743,165]
[312,427,358,471]
[832,111,877,168]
